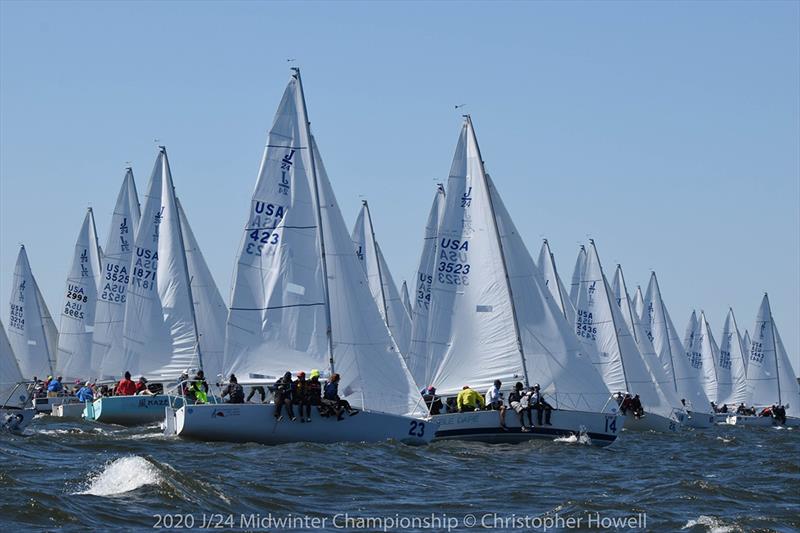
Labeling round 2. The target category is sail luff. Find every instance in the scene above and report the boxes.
[364,201,390,326]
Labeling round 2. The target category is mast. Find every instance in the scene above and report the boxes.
[653,273,679,393]
[544,239,567,320]
[363,200,390,327]
[161,147,204,373]
[591,240,630,391]
[466,115,530,387]
[617,265,638,343]
[293,67,336,375]
[765,293,782,405]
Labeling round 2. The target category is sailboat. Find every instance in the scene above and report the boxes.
[401,281,412,319]
[716,308,749,409]
[55,208,103,383]
[1,320,36,431]
[682,310,717,425]
[536,239,572,323]
[86,147,225,425]
[93,167,141,380]
[575,242,681,432]
[697,312,721,408]
[412,116,622,446]
[407,184,445,389]
[7,245,59,413]
[351,200,413,356]
[167,69,434,445]
[736,293,800,426]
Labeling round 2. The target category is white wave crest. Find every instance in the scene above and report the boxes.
[682,515,735,532]
[76,456,161,496]
[553,432,592,445]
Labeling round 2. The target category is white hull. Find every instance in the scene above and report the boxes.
[1,407,36,432]
[684,410,716,428]
[166,403,436,445]
[622,412,681,432]
[33,396,79,413]
[85,395,180,426]
[52,402,88,418]
[723,415,776,427]
[432,409,624,447]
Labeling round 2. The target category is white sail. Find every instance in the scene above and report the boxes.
[401,281,412,319]
[1,320,24,405]
[7,245,57,379]
[536,240,572,321]
[643,272,709,411]
[683,310,712,408]
[419,118,610,410]
[742,330,751,372]
[568,245,586,308]
[632,286,645,323]
[224,70,424,418]
[56,208,103,381]
[93,168,141,379]
[111,149,202,380]
[611,266,637,335]
[351,201,412,356]
[407,184,446,388]
[748,293,799,416]
[697,312,721,404]
[718,308,749,406]
[178,199,227,383]
[576,241,674,418]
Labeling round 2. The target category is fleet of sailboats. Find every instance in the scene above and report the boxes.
[3,69,798,442]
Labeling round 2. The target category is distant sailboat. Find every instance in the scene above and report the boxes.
[7,245,58,380]
[716,308,749,408]
[401,281,412,319]
[168,69,433,445]
[56,208,103,382]
[576,241,680,432]
[407,184,445,388]
[351,200,412,356]
[0,320,35,431]
[93,168,141,380]
[536,239,572,322]
[413,117,622,446]
[697,311,721,405]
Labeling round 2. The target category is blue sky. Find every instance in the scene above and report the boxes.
[1,1,798,374]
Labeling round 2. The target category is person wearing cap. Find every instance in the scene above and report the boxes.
[630,394,644,419]
[135,376,152,396]
[508,382,532,431]
[273,371,295,421]
[485,379,508,430]
[116,372,137,396]
[421,386,443,415]
[76,382,94,403]
[292,371,311,422]
[220,374,244,404]
[322,373,358,421]
[305,369,322,420]
[530,384,553,426]
[456,385,485,412]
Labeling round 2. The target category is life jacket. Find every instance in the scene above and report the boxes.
[190,382,208,404]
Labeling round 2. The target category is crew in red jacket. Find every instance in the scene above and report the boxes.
[116,371,137,396]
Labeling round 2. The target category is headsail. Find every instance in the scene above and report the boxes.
[697,312,721,404]
[717,308,748,406]
[351,201,412,356]
[401,281,412,319]
[56,208,102,381]
[7,245,57,379]
[0,320,25,405]
[407,185,445,388]
[93,169,141,379]
[575,241,675,419]
[568,245,586,308]
[536,239,572,322]
[742,330,751,372]
[632,286,645,323]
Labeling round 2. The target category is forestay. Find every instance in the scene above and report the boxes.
[643,272,709,411]
[717,308,748,407]
[224,71,424,418]
[351,201,412,356]
[93,168,141,379]
[575,241,674,419]
[407,185,445,388]
[697,312,721,404]
[56,208,102,381]
[0,320,25,406]
[7,245,57,379]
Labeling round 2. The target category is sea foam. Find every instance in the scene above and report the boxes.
[76,456,161,496]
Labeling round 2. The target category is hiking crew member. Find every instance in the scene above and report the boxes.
[220,374,245,404]
[531,385,553,426]
[274,371,295,421]
[76,382,94,403]
[456,385,485,412]
[293,371,312,422]
[135,377,151,395]
[619,393,634,415]
[630,394,644,419]
[508,382,533,431]
[47,376,64,397]
[116,372,137,396]
[305,370,322,419]
[323,373,358,421]
[486,379,508,430]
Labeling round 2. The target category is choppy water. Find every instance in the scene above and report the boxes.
[1,417,798,532]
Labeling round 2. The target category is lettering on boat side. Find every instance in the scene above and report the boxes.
[137,398,169,408]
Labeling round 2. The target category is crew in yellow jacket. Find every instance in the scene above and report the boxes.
[457,386,485,412]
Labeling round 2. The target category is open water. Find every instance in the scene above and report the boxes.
[1,416,798,532]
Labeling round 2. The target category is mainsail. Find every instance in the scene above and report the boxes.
[0,320,25,405]
[407,184,445,388]
[7,245,57,379]
[575,241,675,419]
[56,208,102,381]
[418,117,610,410]
[643,272,709,411]
[536,239,572,322]
[223,70,424,417]
[697,312,721,404]
[93,168,141,379]
[717,308,749,407]
[351,201,412,356]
